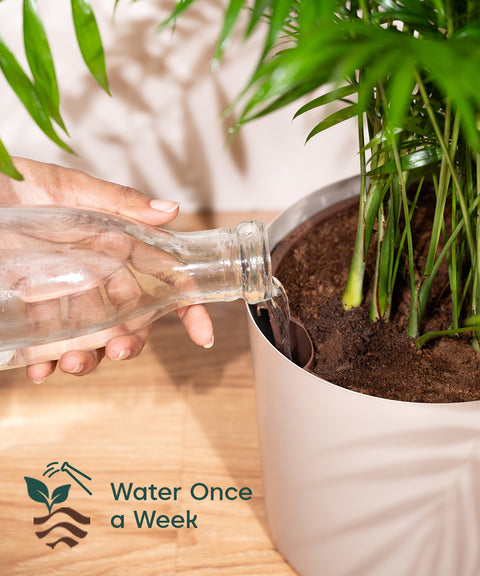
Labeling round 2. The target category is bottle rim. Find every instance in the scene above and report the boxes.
[234,220,272,304]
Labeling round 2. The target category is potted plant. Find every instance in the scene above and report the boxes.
[4,1,480,574]
[161,2,480,575]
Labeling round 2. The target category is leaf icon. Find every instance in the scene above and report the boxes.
[51,484,71,508]
[24,477,50,511]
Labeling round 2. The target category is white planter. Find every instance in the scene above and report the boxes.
[247,177,480,576]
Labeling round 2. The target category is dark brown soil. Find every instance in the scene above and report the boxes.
[275,198,480,403]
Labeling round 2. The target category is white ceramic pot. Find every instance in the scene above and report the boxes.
[247,177,480,576]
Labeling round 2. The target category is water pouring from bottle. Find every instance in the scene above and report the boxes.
[265,277,293,361]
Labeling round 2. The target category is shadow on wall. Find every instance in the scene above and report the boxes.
[61,0,250,211]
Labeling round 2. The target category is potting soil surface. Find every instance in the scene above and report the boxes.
[276,199,480,402]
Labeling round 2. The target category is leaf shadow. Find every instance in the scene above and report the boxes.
[57,0,250,208]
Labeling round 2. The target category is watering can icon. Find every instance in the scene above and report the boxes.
[43,461,92,496]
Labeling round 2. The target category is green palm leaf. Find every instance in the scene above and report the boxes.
[368,147,443,176]
[158,0,197,32]
[294,85,357,118]
[245,0,271,39]
[0,35,72,152]
[214,0,246,65]
[261,0,293,57]
[0,139,22,180]
[374,0,444,36]
[23,0,66,131]
[305,104,360,142]
[71,0,110,94]
[1,0,110,177]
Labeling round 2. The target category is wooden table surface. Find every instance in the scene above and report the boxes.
[0,212,299,576]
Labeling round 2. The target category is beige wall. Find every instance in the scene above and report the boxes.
[0,0,359,212]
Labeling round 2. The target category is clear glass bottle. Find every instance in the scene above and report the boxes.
[0,206,273,370]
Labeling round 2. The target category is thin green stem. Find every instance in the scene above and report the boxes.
[474,116,480,313]
[422,103,456,285]
[418,195,480,321]
[343,98,384,311]
[342,110,368,310]
[376,83,416,334]
[416,71,477,283]
[382,176,399,320]
[389,178,423,309]
[370,201,386,321]
[449,112,461,328]
[460,268,472,315]
[416,324,480,349]
[395,165,417,337]
[445,0,455,38]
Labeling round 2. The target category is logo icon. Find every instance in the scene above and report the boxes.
[24,461,92,549]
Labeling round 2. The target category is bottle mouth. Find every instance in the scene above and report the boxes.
[234,221,272,304]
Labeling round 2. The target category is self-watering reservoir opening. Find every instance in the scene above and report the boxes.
[250,303,314,370]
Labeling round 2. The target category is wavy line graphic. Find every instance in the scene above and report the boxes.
[35,521,88,539]
[33,507,91,525]
[46,537,79,549]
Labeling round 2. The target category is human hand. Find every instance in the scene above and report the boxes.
[0,157,214,382]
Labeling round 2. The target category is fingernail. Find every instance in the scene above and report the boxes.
[150,199,179,213]
[32,378,45,384]
[66,362,84,374]
[203,335,215,349]
[114,349,131,361]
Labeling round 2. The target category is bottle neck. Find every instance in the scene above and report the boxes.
[232,221,273,304]
[155,221,273,307]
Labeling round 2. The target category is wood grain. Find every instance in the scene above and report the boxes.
[0,212,298,576]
